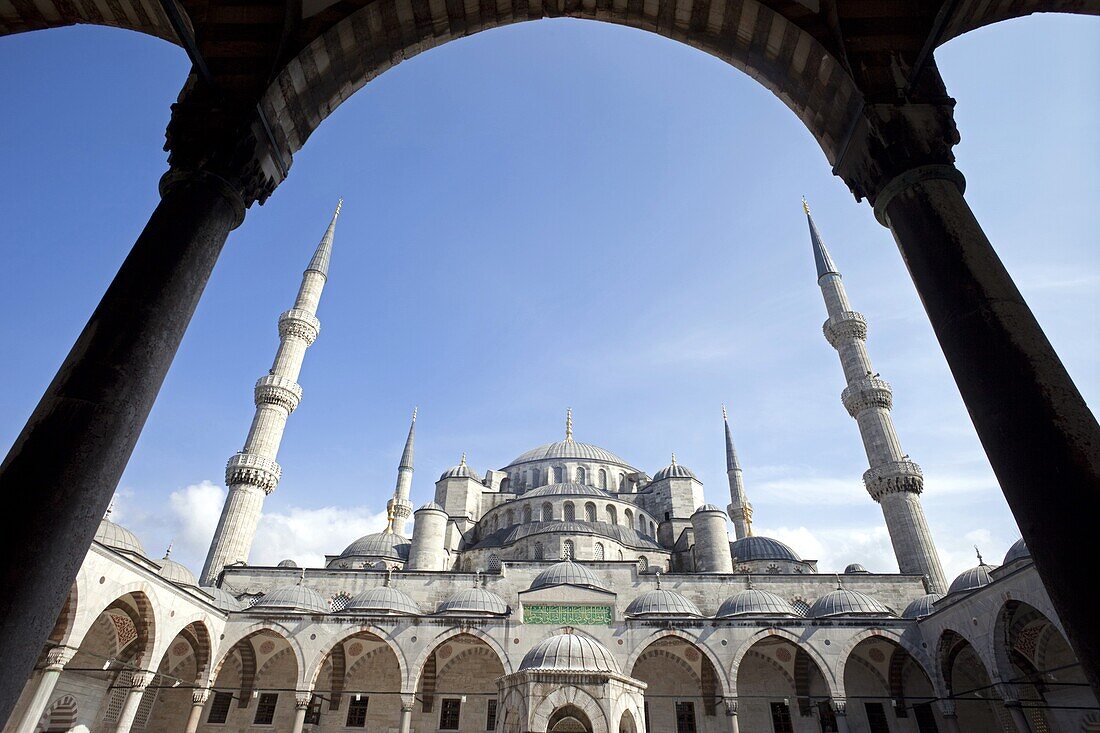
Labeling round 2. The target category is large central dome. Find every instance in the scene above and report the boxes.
[505,440,634,469]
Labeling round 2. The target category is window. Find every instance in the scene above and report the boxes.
[675,702,697,733]
[253,693,278,725]
[563,540,575,560]
[585,503,597,522]
[618,549,624,561]
[486,699,498,731]
[599,469,607,489]
[553,466,564,483]
[638,556,648,571]
[594,542,605,560]
[534,543,544,560]
[500,477,510,492]
[564,503,575,522]
[576,466,586,484]
[440,698,461,730]
[618,473,626,490]
[769,702,793,733]
[488,555,501,572]
[346,696,369,727]
[542,503,553,522]
[304,695,322,725]
[913,703,940,733]
[330,592,352,612]
[865,703,890,733]
[624,508,633,527]
[506,509,514,526]
[606,506,617,525]
[530,469,540,487]
[207,691,232,724]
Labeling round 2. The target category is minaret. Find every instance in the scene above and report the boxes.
[385,408,417,536]
[200,201,342,586]
[805,199,947,593]
[723,405,753,539]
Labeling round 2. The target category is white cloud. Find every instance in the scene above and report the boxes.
[753,523,896,574]
[250,504,389,569]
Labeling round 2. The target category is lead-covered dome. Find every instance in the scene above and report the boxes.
[95,516,147,559]
[809,588,893,618]
[525,483,612,498]
[948,562,995,594]
[506,440,634,470]
[626,588,703,618]
[717,588,799,618]
[157,551,197,586]
[844,563,869,574]
[335,532,411,562]
[730,536,802,563]
[1003,538,1030,566]
[520,633,620,673]
[440,455,481,481]
[902,593,943,619]
[252,584,328,613]
[653,455,696,481]
[201,586,243,611]
[530,561,606,592]
[347,586,420,615]
[437,588,508,616]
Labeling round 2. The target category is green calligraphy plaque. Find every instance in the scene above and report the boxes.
[524,605,612,625]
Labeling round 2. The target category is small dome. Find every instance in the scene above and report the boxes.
[1003,538,1030,566]
[157,552,197,586]
[730,536,802,563]
[844,563,870,574]
[437,588,508,616]
[902,593,943,619]
[252,584,328,613]
[693,504,726,515]
[717,588,799,618]
[337,532,411,562]
[347,586,420,615]
[653,455,696,481]
[948,563,995,594]
[417,501,446,512]
[626,588,703,618]
[520,633,620,673]
[530,561,606,592]
[525,483,611,498]
[809,588,893,618]
[440,455,481,481]
[201,586,243,611]
[277,559,299,568]
[95,517,147,558]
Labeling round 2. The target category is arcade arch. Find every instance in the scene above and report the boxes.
[841,633,944,733]
[938,628,1010,733]
[630,635,724,733]
[734,635,833,733]
[204,629,300,730]
[414,632,507,732]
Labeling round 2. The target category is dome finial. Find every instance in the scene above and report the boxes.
[835,573,843,590]
[722,403,728,421]
[975,546,984,565]
[802,196,810,215]
[654,569,662,590]
[385,566,394,587]
[163,542,173,559]
[671,452,677,466]
[411,406,417,422]
[745,574,754,590]
[460,452,467,467]
[298,568,306,586]
[565,408,573,441]
[383,505,396,535]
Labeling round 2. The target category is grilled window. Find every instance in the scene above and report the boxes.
[675,702,697,733]
[440,698,461,730]
[253,693,278,725]
[207,692,232,724]
[345,696,369,727]
[770,702,793,733]
[486,699,498,731]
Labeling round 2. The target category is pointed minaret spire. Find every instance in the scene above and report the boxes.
[808,201,947,594]
[386,407,417,537]
[201,204,341,586]
[723,405,753,539]
[565,408,574,441]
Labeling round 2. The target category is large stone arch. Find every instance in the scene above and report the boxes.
[66,583,161,665]
[833,627,938,699]
[303,624,410,692]
[623,627,730,697]
[408,626,512,691]
[937,628,1010,732]
[729,628,835,697]
[208,620,306,685]
[530,685,608,733]
[839,629,944,732]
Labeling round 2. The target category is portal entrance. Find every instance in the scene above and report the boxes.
[549,704,593,732]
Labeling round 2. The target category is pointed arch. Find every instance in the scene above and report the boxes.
[728,628,836,698]
[304,624,409,693]
[625,628,730,698]
[408,627,512,692]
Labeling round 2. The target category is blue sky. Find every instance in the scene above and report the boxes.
[1,13,1096,582]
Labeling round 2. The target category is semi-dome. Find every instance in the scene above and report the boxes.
[902,593,943,619]
[525,483,612,498]
[440,455,481,481]
[337,532,411,562]
[1003,538,1030,566]
[506,440,634,469]
[201,586,243,611]
[95,517,148,559]
[717,588,800,618]
[277,559,298,568]
[519,633,620,673]
[730,536,802,563]
[844,563,870,574]
[437,588,508,616]
[347,586,420,615]
[251,584,328,613]
[809,588,893,618]
[948,563,995,594]
[531,561,606,591]
[625,588,703,618]
[653,455,696,481]
[157,551,197,586]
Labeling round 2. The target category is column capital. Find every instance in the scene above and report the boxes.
[723,698,738,716]
[400,693,416,712]
[831,698,848,716]
[192,688,211,705]
[295,690,314,709]
[44,647,75,670]
[938,699,958,717]
[130,671,156,690]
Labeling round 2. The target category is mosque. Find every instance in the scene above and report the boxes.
[3,204,1095,733]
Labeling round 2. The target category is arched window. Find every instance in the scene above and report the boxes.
[500,477,510,492]
[650,521,656,536]
[606,505,617,525]
[618,473,626,490]
[575,466,586,485]
[638,556,649,572]
[523,505,532,523]
[598,469,608,489]
[540,503,552,521]
[506,509,515,526]
[564,502,575,522]
[488,555,502,572]
[553,466,564,483]
[617,549,624,561]
[594,543,605,561]
[563,540,575,560]
[530,469,540,487]
[585,502,597,522]
[534,543,544,560]
[624,508,634,527]
[638,514,646,533]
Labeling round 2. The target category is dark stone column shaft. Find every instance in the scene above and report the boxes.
[0,172,243,724]
[881,174,1100,696]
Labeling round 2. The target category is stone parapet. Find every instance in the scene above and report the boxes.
[226,452,282,494]
[822,310,867,348]
[278,308,320,344]
[254,374,303,412]
[841,377,893,416]
[863,460,924,500]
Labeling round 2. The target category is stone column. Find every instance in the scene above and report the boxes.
[873,165,1100,692]
[723,698,739,733]
[938,701,961,733]
[114,671,155,733]
[832,700,850,733]
[12,647,74,733]
[183,688,210,733]
[399,694,416,733]
[290,691,312,733]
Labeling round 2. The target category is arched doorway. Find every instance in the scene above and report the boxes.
[938,629,1009,733]
[735,636,832,733]
[631,636,722,733]
[205,630,299,730]
[618,709,638,733]
[842,634,942,733]
[142,620,213,729]
[415,633,506,733]
[549,704,593,732]
[309,631,404,729]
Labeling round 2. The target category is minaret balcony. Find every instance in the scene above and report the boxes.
[841,377,894,416]
[254,374,303,412]
[278,308,321,344]
[863,460,924,500]
[823,310,868,348]
[226,452,282,494]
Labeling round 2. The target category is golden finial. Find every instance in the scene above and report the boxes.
[565,408,574,441]
[802,197,811,215]
[671,452,677,466]
[383,505,396,535]
[459,452,467,467]
[743,505,754,536]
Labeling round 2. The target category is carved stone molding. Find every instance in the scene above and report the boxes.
[254,374,303,413]
[278,309,321,345]
[823,311,868,348]
[841,377,894,417]
[864,460,925,500]
[192,688,211,705]
[226,452,282,494]
[45,647,75,670]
